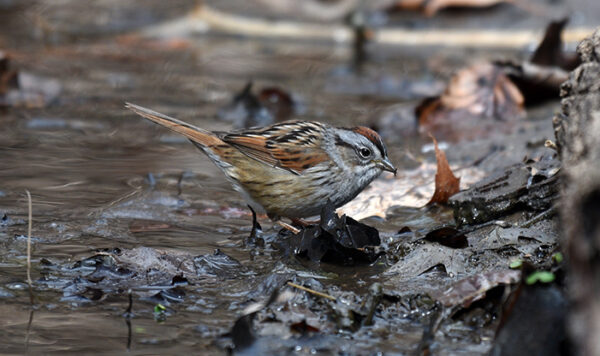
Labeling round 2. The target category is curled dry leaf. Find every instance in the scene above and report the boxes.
[417,62,525,142]
[428,135,460,205]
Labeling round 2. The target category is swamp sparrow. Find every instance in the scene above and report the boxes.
[126,103,396,220]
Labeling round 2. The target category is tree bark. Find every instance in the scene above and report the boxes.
[553,28,600,356]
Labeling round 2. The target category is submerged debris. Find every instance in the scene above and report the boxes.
[286,201,382,265]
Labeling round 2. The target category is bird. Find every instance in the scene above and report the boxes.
[125,102,396,223]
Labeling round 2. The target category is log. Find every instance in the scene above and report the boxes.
[553,27,600,356]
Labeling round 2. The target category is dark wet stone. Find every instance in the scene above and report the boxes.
[449,156,560,225]
[290,320,320,335]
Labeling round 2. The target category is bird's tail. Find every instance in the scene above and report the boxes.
[125,102,223,147]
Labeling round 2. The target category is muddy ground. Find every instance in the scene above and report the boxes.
[0,1,597,355]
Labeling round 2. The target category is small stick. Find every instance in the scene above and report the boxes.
[287,281,336,301]
[26,190,32,288]
[277,221,301,234]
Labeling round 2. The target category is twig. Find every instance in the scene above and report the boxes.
[519,206,557,228]
[277,221,301,234]
[26,190,33,291]
[287,281,336,301]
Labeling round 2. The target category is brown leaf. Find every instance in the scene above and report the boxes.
[417,62,525,142]
[290,320,320,334]
[424,226,468,248]
[430,269,521,307]
[427,135,460,205]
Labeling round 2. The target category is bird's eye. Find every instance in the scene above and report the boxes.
[358,147,372,158]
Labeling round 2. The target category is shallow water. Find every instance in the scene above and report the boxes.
[0,1,568,354]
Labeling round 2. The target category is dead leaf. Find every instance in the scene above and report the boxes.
[417,62,525,142]
[427,135,460,205]
[430,269,521,307]
[385,243,468,279]
[289,320,320,334]
[424,226,468,248]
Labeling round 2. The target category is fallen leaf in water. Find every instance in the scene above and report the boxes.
[287,201,382,265]
[385,243,468,279]
[290,320,320,334]
[430,269,520,307]
[424,226,468,248]
[417,62,525,142]
[428,135,460,205]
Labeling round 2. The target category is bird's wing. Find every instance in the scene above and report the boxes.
[222,121,329,175]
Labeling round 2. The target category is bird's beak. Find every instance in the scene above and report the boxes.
[375,158,397,176]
